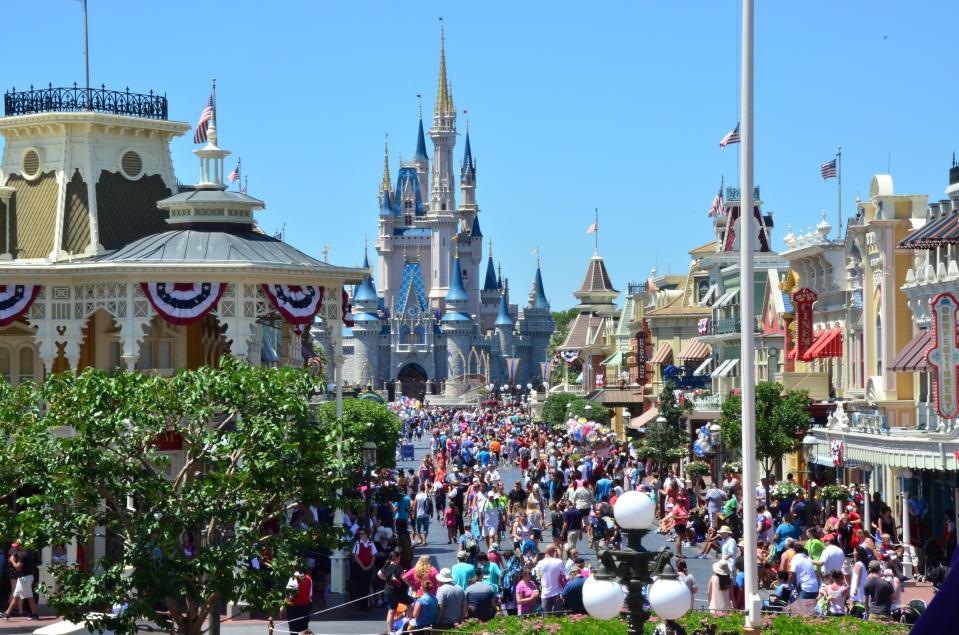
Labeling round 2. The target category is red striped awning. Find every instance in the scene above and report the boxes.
[803,327,843,360]
[889,330,932,372]
[650,343,673,365]
[678,338,711,361]
[789,328,827,360]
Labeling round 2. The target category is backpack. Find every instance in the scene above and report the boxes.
[762,515,772,531]
[425,496,434,517]
[464,535,479,556]
[500,557,522,600]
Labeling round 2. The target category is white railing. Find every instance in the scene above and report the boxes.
[691,393,722,411]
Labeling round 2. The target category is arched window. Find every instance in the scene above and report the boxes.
[0,347,10,384]
[399,326,411,344]
[405,214,413,226]
[414,325,426,344]
[18,347,35,385]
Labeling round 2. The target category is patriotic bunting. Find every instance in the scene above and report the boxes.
[261,284,324,325]
[560,350,580,363]
[140,282,226,326]
[342,288,355,327]
[0,284,41,327]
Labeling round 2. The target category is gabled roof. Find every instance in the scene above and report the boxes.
[353,276,378,303]
[578,255,617,294]
[392,166,425,216]
[646,296,710,317]
[461,130,475,179]
[560,313,605,349]
[689,240,719,256]
[395,261,428,314]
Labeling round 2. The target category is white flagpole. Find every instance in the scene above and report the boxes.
[740,0,761,631]
[837,146,843,240]
[82,0,90,109]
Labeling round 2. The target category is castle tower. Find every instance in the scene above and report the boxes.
[494,290,516,383]
[458,127,482,318]
[479,243,500,333]
[413,115,430,202]
[441,255,473,384]
[517,261,555,386]
[427,24,458,309]
[351,247,383,387]
[0,85,188,260]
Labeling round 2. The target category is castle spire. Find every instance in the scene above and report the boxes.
[380,135,392,194]
[532,263,550,310]
[415,115,429,161]
[435,20,453,114]
[495,291,513,327]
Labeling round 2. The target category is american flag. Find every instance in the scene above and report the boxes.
[193,90,215,144]
[821,158,838,179]
[707,182,726,218]
[586,222,597,234]
[719,123,740,148]
[228,161,241,182]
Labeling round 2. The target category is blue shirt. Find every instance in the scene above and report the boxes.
[596,478,613,502]
[415,593,438,627]
[478,450,491,466]
[775,522,800,549]
[396,495,411,521]
[451,562,476,590]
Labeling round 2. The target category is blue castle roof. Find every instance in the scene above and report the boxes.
[393,166,425,216]
[461,131,475,179]
[379,189,392,215]
[471,215,483,238]
[533,266,550,310]
[483,256,498,291]
[354,276,378,303]
[446,256,468,302]
[396,261,429,314]
[495,293,513,327]
[414,118,429,162]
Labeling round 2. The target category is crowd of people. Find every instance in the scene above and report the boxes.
[284,399,954,633]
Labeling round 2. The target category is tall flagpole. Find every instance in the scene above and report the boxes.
[82,0,90,109]
[594,207,599,255]
[837,146,843,240]
[739,0,761,631]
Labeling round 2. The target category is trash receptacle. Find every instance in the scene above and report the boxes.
[401,444,415,461]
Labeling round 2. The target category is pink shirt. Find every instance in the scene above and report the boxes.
[515,579,537,615]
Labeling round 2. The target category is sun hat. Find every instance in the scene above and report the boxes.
[436,568,454,584]
[712,560,732,576]
[717,525,732,535]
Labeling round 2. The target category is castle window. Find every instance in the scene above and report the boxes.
[405,214,413,226]
[414,325,426,344]
[400,326,411,344]
[21,149,40,179]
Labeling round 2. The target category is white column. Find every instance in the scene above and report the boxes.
[328,287,348,595]
[739,0,761,629]
[862,469,872,536]
[900,471,913,578]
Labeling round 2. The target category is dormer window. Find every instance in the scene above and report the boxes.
[404,200,412,210]
[405,214,413,226]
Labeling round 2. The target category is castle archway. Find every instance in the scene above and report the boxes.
[397,363,428,402]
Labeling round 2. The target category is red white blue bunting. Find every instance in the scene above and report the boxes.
[261,284,324,325]
[0,284,41,327]
[140,282,226,326]
[342,289,354,327]
[560,350,580,363]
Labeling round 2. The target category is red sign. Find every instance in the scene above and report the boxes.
[926,292,959,419]
[792,288,818,360]
[150,431,184,451]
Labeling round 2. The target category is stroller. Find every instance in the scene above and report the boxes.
[921,538,949,590]
[893,599,927,624]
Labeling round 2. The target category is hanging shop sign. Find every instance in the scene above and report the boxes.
[926,292,959,419]
[792,287,818,359]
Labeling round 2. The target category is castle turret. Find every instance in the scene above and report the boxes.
[349,247,383,387]
[413,115,429,201]
[517,261,555,386]
[442,255,473,383]
[479,245,500,333]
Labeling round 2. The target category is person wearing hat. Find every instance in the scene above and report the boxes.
[707,559,734,613]
[435,567,466,629]
[717,526,738,573]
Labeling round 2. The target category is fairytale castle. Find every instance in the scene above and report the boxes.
[338,28,554,398]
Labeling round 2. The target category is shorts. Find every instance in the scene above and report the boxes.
[14,575,33,599]
[415,516,430,533]
[485,526,498,538]
[674,524,687,536]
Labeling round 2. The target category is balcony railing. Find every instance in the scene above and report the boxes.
[691,393,722,411]
[708,316,763,336]
[725,186,761,202]
[5,83,168,120]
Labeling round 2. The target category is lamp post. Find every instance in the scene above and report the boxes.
[802,433,818,526]
[900,468,914,578]
[361,434,378,472]
[709,423,722,484]
[583,490,690,635]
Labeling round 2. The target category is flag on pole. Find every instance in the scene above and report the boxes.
[719,123,741,148]
[228,160,241,182]
[193,90,215,144]
[586,222,597,234]
[707,181,726,218]
[821,158,838,179]
[240,176,248,194]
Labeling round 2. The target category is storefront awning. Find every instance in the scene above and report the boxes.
[593,388,644,405]
[630,406,659,429]
[899,211,959,249]
[889,330,931,372]
[693,357,713,376]
[602,351,624,367]
[803,327,842,360]
[679,338,711,361]
[711,358,739,378]
[715,289,740,308]
[650,343,673,365]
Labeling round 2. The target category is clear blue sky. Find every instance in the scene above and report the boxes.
[4,1,957,309]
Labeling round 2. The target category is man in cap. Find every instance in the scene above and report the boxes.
[718,526,738,572]
[435,567,466,629]
[561,565,587,614]
[451,551,476,591]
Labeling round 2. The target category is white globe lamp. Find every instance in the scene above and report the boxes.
[582,574,626,620]
[613,490,656,530]
[648,577,691,620]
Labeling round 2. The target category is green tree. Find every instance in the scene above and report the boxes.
[316,397,402,470]
[644,382,692,472]
[542,393,610,430]
[2,358,395,635]
[719,381,810,500]
[547,308,579,359]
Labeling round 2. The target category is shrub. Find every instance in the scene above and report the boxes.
[685,461,710,477]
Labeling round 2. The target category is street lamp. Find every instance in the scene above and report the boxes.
[584,490,689,635]
[361,433,378,470]
[708,423,722,483]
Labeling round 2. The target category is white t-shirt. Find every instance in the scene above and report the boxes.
[415,492,429,518]
[790,554,819,593]
[534,556,566,599]
[755,485,767,502]
[818,544,845,576]
[481,499,500,530]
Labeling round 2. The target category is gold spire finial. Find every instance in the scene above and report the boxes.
[435,18,452,115]
[381,133,392,194]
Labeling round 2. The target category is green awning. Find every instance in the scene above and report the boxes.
[602,351,624,367]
